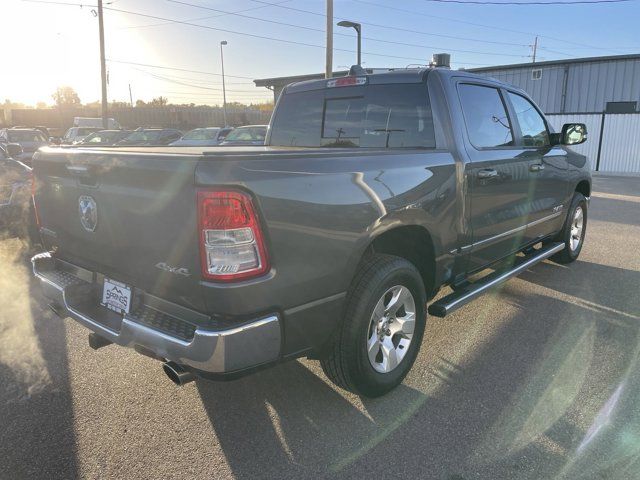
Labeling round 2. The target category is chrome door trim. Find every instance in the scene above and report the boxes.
[460,211,562,252]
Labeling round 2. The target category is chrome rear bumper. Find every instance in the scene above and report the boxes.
[32,252,281,374]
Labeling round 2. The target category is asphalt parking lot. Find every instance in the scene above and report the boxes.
[1,174,639,480]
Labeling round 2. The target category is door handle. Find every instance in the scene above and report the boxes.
[529,163,545,172]
[477,168,499,179]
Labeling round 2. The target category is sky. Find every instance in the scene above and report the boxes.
[1,0,639,107]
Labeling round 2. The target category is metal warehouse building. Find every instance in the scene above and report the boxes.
[467,54,640,115]
[255,54,640,174]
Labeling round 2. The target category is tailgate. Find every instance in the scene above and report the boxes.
[33,148,205,311]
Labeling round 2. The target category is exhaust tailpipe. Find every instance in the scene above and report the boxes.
[163,361,196,386]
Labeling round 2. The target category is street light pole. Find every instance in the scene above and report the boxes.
[97,0,108,129]
[220,40,228,126]
[337,20,362,66]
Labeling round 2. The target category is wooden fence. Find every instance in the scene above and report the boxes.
[2,106,273,131]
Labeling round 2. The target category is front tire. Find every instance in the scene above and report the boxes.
[551,192,587,264]
[320,254,426,397]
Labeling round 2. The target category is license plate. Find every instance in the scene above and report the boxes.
[101,278,132,315]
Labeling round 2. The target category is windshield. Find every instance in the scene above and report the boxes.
[224,127,266,142]
[7,131,47,142]
[270,83,436,148]
[121,130,162,142]
[182,128,220,140]
[76,128,99,136]
[83,131,126,143]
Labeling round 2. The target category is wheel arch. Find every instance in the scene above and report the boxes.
[368,225,437,298]
[575,178,591,198]
[344,222,442,301]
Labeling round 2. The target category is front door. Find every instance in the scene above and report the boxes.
[504,91,569,243]
[458,82,534,271]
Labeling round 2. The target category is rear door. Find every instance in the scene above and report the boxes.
[33,149,205,310]
[457,82,533,270]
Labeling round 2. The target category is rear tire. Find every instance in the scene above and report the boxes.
[550,192,587,264]
[320,254,426,397]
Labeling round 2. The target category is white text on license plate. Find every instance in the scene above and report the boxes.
[101,278,132,314]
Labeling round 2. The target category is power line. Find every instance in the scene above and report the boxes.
[130,68,270,93]
[422,0,633,3]
[119,0,292,30]
[106,59,257,79]
[164,90,271,96]
[538,46,574,56]
[129,69,255,85]
[102,4,486,64]
[22,0,98,5]
[245,0,530,48]
[167,0,528,57]
[350,0,637,52]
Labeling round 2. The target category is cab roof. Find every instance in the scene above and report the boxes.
[283,67,519,95]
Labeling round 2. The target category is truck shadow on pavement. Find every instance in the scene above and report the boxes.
[518,260,640,317]
[0,240,79,480]
[196,258,640,479]
[588,196,640,227]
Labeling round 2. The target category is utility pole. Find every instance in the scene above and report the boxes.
[325,0,333,78]
[128,83,133,107]
[531,36,538,63]
[98,0,108,128]
[220,40,228,126]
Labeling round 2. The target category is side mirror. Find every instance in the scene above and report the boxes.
[6,143,23,158]
[558,123,587,146]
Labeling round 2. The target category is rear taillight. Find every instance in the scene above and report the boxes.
[198,190,269,281]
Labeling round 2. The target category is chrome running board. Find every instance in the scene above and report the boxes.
[428,242,565,318]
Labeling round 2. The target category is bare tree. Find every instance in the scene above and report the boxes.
[52,86,81,107]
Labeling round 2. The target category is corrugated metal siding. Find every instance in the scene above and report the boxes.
[476,66,565,113]
[474,58,640,114]
[546,113,602,171]
[564,59,640,113]
[599,114,640,173]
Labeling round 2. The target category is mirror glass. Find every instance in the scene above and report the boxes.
[563,123,587,145]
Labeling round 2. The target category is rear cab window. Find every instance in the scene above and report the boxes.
[269,82,436,149]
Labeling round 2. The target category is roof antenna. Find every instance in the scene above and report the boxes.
[348,64,367,76]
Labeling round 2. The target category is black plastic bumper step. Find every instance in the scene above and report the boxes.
[428,242,565,318]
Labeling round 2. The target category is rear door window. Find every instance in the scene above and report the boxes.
[458,84,513,149]
[270,83,435,148]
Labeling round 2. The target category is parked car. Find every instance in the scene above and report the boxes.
[31,66,590,397]
[77,130,132,146]
[13,125,50,139]
[73,117,121,130]
[0,143,33,238]
[116,128,183,146]
[62,127,102,145]
[219,125,267,145]
[169,127,234,146]
[0,128,49,165]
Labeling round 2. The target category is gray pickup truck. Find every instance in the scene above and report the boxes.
[31,66,590,397]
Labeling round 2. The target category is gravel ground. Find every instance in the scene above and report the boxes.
[1,175,639,480]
